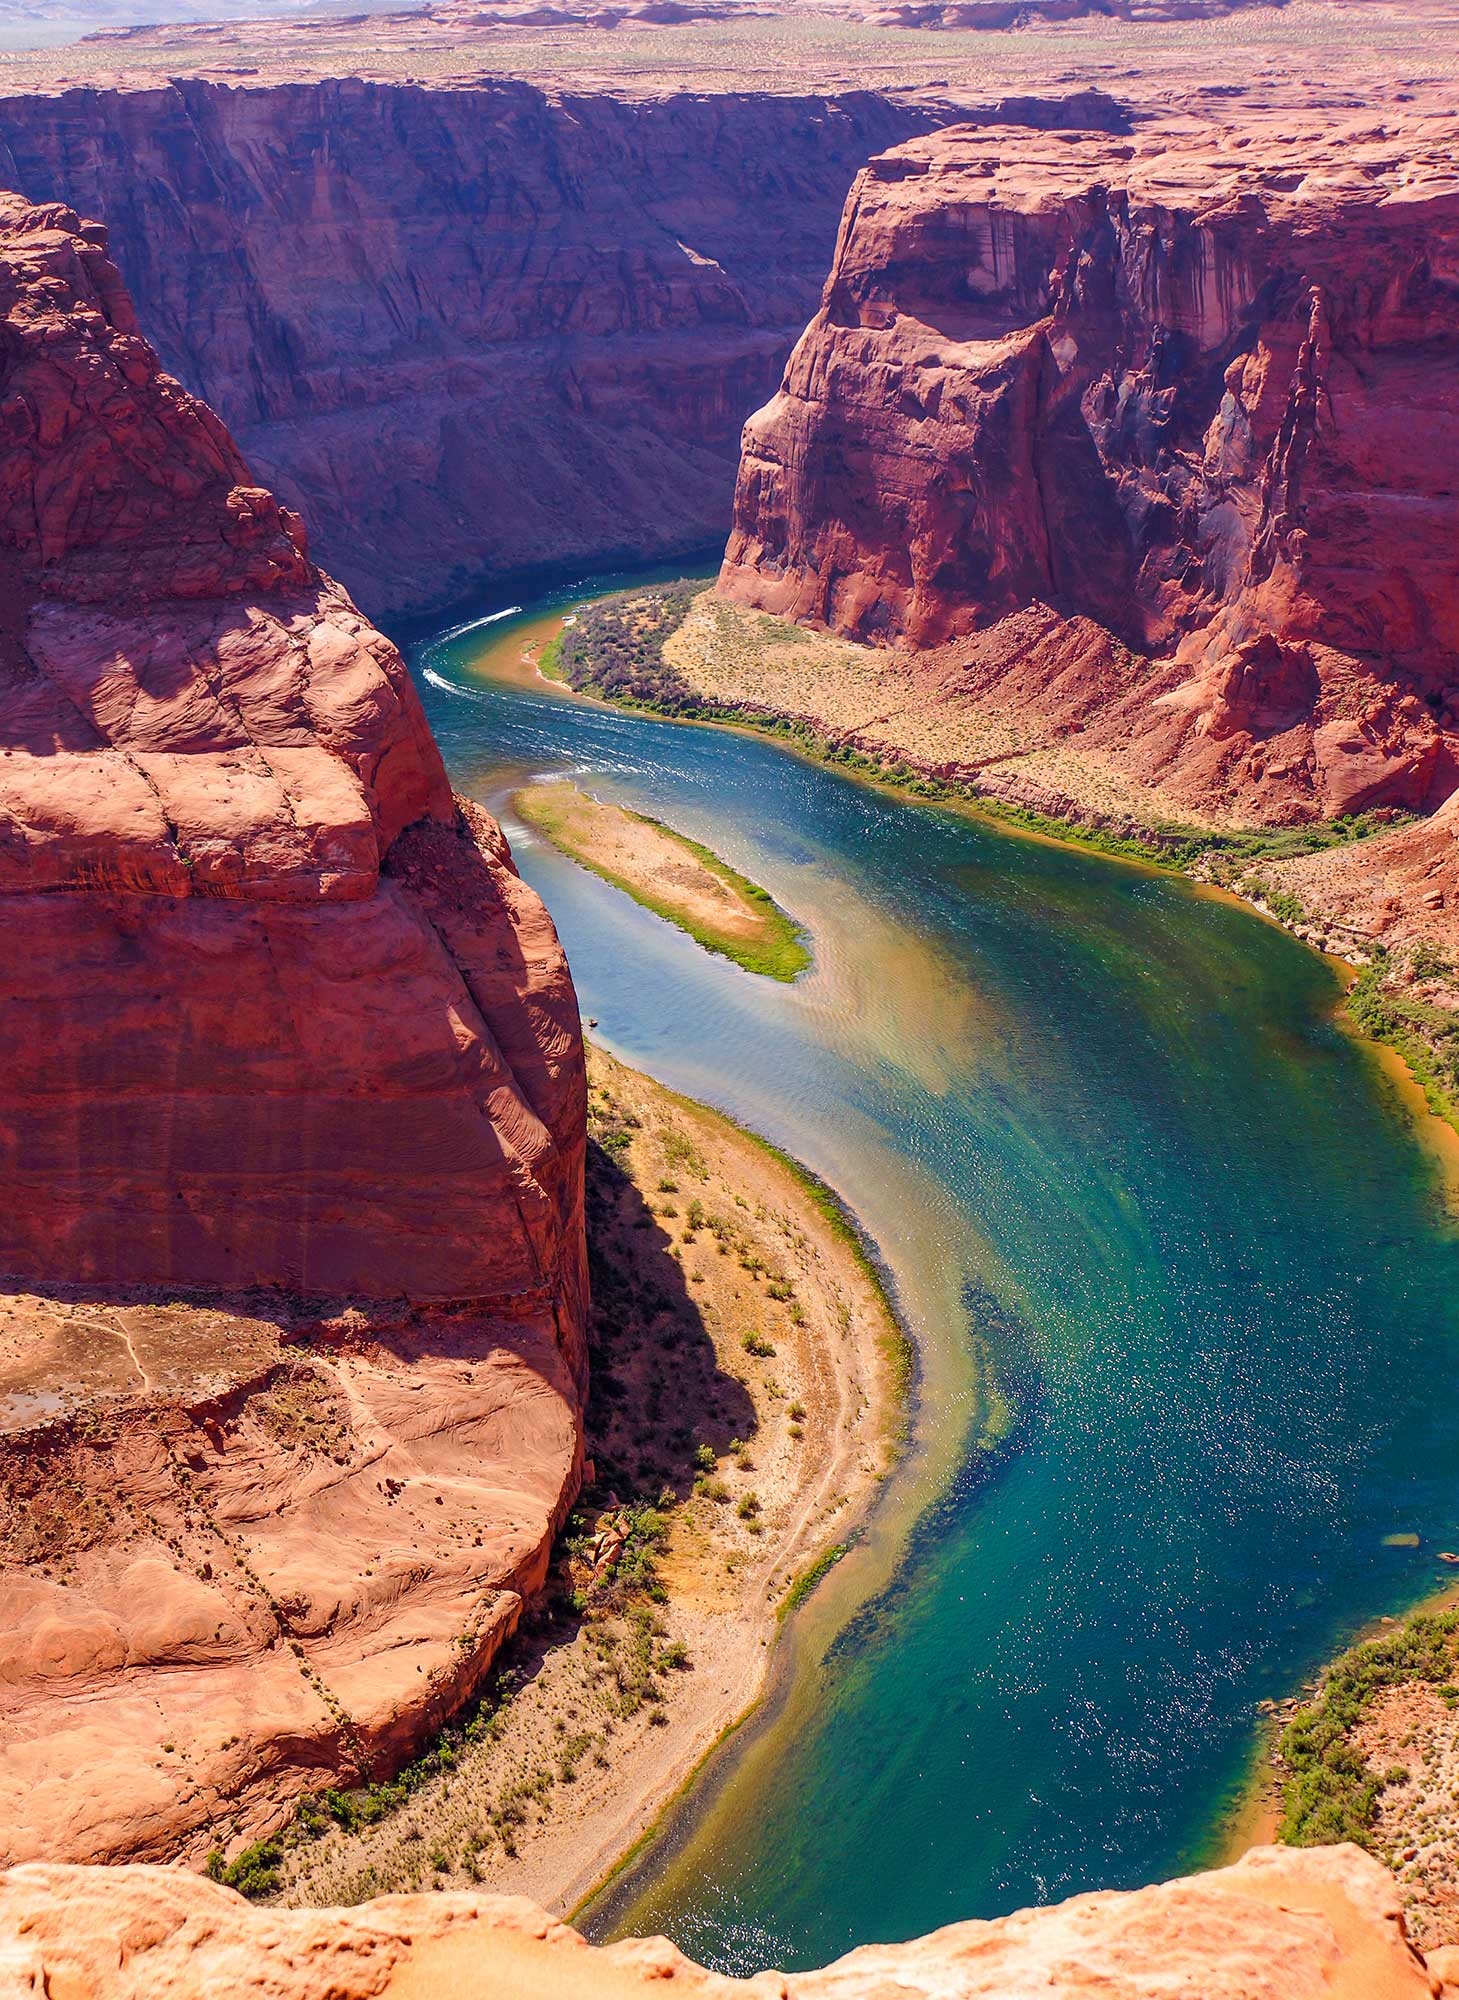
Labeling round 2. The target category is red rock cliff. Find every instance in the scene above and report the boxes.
[0,191,590,1866]
[719,112,1459,826]
[0,190,586,1329]
[0,81,960,619]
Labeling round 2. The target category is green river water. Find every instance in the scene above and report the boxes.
[412,571,1459,1976]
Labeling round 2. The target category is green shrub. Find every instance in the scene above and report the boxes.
[1280,1610,1459,1848]
[1345,956,1459,1123]
[1410,941,1454,983]
[204,1837,284,1900]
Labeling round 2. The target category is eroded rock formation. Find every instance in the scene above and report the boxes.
[0,192,588,1862]
[0,82,959,619]
[719,112,1459,830]
[0,189,586,1311]
[0,1844,1448,1998]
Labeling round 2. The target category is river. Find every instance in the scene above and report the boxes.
[411,568,1459,1976]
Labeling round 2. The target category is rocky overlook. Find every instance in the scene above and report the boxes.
[1,1843,1452,1997]
[719,110,1459,832]
[0,192,588,1864]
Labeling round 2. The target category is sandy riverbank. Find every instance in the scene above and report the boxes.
[512,779,809,981]
[275,1043,902,1917]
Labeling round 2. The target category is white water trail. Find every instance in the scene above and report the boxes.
[421,664,488,701]
[433,603,524,644]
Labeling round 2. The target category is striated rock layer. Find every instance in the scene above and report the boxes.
[719,111,1459,831]
[0,81,960,620]
[0,1844,1448,1998]
[0,193,588,1861]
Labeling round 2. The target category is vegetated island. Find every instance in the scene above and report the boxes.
[267,1042,905,1915]
[512,778,810,982]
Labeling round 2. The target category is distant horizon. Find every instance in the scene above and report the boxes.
[0,0,427,53]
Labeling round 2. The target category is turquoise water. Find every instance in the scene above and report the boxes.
[413,574,1459,1974]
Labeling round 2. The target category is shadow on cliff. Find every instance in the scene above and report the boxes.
[580,1135,757,1505]
[439,1132,759,1736]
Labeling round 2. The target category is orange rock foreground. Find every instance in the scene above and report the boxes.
[0,1291,581,1867]
[0,1845,1453,1998]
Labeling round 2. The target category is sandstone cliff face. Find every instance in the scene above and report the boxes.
[0,1845,1447,1998]
[0,81,955,619]
[0,189,586,1314]
[719,113,1459,827]
[0,193,588,1862]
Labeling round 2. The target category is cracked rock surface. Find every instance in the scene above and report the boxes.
[0,193,588,1865]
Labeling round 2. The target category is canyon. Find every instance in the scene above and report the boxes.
[0,0,1457,1987]
[0,2,1449,975]
[0,0,1447,632]
[0,189,587,1866]
[0,80,957,621]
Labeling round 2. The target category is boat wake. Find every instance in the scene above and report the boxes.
[421,663,489,701]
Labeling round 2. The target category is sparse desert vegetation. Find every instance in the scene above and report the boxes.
[1275,1605,1459,1947]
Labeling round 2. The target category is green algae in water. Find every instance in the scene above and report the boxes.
[416,576,1459,1976]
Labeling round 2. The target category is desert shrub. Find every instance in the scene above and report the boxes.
[1280,1611,1459,1847]
[205,1838,283,1900]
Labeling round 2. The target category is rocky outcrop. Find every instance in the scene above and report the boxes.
[0,193,588,1860]
[0,1844,1447,1997]
[0,1289,582,1868]
[0,81,960,620]
[0,188,586,1315]
[719,112,1459,829]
